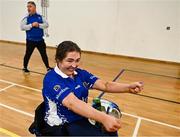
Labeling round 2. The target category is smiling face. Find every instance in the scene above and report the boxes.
[57,51,81,77]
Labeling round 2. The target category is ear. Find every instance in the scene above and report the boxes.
[56,59,60,63]
[56,59,63,65]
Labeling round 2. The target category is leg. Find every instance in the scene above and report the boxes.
[41,122,68,136]
[102,130,118,136]
[23,40,36,68]
[66,118,118,136]
[36,40,50,69]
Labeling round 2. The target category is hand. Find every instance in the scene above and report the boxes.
[129,82,144,94]
[32,22,39,27]
[102,114,121,132]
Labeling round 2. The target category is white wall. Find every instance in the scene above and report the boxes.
[0,0,27,41]
[0,0,180,63]
[0,0,2,39]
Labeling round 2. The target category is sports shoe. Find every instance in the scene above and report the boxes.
[47,67,53,72]
[22,68,30,73]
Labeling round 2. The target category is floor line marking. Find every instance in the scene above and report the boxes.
[132,118,141,137]
[0,103,34,117]
[0,128,21,137]
[0,79,41,92]
[0,84,16,92]
[0,79,180,130]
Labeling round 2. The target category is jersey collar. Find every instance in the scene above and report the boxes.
[54,65,77,78]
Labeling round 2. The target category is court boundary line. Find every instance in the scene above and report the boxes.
[1,63,180,79]
[0,79,180,131]
[1,102,180,137]
[0,103,34,117]
[1,64,179,104]
[132,118,141,137]
[125,69,180,79]
[132,93,180,104]
[0,64,46,75]
[0,128,21,137]
[0,84,16,92]
[0,79,41,92]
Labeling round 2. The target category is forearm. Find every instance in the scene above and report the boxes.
[93,80,143,94]
[20,18,32,31]
[105,81,130,93]
[21,24,32,31]
[94,80,130,93]
[63,93,106,123]
[39,17,49,29]
[39,23,48,29]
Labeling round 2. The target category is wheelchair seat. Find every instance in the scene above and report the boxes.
[29,102,45,136]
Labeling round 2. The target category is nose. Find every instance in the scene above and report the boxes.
[71,62,77,68]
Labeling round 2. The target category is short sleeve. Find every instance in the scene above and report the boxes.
[43,80,73,104]
[80,69,98,89]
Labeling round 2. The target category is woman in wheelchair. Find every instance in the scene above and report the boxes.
[40,41,143,136]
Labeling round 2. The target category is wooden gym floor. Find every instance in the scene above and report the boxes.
[0,41,179,136]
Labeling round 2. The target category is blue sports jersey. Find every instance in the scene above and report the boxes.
[42,65,98,126]
[26,13,44,41]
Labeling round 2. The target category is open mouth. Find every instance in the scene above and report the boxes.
[68,68,75,72]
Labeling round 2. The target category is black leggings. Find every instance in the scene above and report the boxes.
[41,118,118,136]
[23,40,50,68]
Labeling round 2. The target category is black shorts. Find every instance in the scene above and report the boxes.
[42,118,118,136]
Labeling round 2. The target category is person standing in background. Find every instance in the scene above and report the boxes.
[20,1,52,73]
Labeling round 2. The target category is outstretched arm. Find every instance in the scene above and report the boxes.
[62,93,121,132]
[93,79,143,94]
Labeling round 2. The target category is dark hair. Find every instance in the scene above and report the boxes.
[27,1,36,7]
[55,41,81,62]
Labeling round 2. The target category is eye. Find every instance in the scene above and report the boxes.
[76,59,80,63]
[66,59,74,63]
[67,60,73,63]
